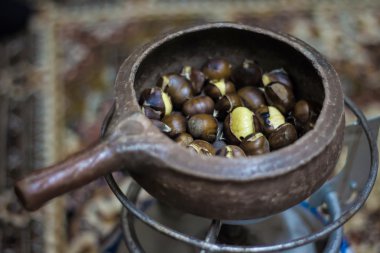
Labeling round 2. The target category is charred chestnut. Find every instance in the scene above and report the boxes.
[139,87,173,119]
[216,145,246,158]
[187,140,216,156]
[265,82,295,114]
[174,133,194,146]
[181,66,205,94]
[157,74,193,108]
[256,106,285,135]
[162,112,187,137]
[240,132,270,156]
[188,114,218,142]
[237,86,266,111]
[182,96,214,117]
[262,68,293,89]
[268,123,298,150]
[214,94,243,119]
[202,58,232,80]
[224,107,257,144]
[231,59,262,88]
[204,79,236,101]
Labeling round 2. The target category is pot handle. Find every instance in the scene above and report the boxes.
[14,107,153,211]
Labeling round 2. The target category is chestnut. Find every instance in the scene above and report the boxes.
[139,87,172,119]
[237,86,266,111]
[188,114,218,142]
[262,68,293,89]
[202,58,232,80]
[180,66,205,94]
[204,79,236,101]
[265,82,295,114]
[157,73,193,108]
[240,132,270,156]
[292,100,319,134]
[268,123,297,150]
[256,106,285,135]
[174,133,194,146]
[162,112,187,137]
[231,59,262,88]
[216,145,246,158]
[182,96,214,117]
[224,107,257,144]
[214,94,243,119]
[187,140,216,156]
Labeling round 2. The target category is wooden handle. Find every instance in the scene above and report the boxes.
[14,140,123,211]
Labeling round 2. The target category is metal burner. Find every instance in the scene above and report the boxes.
[103,97,379,253]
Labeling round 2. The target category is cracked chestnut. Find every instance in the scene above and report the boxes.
[224,107,257,144]
[204,79,236,101]
[265,82,295,114]
[157,73,193,108]
[214,93,243,119]
[216,145,246,158]
[187,140,216,156]
[139,87,173,119]
[181,66,205,94]
[268,123,298,150]
[162,112,187,137]
[262,68,293,89]
[256,106,285,135]
[240,132,270,156]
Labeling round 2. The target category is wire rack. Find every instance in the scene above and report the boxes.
[102,97,379,253]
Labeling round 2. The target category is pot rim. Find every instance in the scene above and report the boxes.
[113,22,344,181]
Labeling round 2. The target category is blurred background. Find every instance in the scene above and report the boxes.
[0,0,379,252]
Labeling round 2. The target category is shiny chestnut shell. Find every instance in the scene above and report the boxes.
[202,58,231,79]
[157,74,193,108]
[216,145,246,158]
[181,66,206,94]
[187,140,216,156]
[265,82,295,114]
[182,96,214,117]
[240,133,270,156]
[262,68,293,89]
[188,114,218,142]
[139,87,172,119]
[174,133,194,146]
[232,59,263,88]
[268,123,298,150]
[237,86,266,111]
[214,94,243,119]
[162,112,187,137]
[204,79,236,101]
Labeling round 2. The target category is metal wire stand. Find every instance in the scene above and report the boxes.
[103,97,379,253]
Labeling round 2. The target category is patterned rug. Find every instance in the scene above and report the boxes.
[1,1,380,252]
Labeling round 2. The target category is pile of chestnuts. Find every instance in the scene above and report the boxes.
[139,58,319,158]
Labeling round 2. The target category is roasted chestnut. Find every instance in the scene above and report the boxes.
[262,68,293,89]
[202,58,232,80]
[214,94,243,119]
[182,96,214,117]
[231,59,262,88]
[256,106,285,135]
[216,145,246,158]
[224,107,257,144]
[265,82,295,114]
[188,114,218,142]
[139,87,173,119]
[162,112,187,137]
[237,86,266,111]
[174,133,194,146]
[204,79,236,101]
[181,66,205,94]
[240,132,270,156]
[187,140,216,156]
[268,123,298,150]
[157,73,193,108]
[292,100,319,133]
[151,120,172,133]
